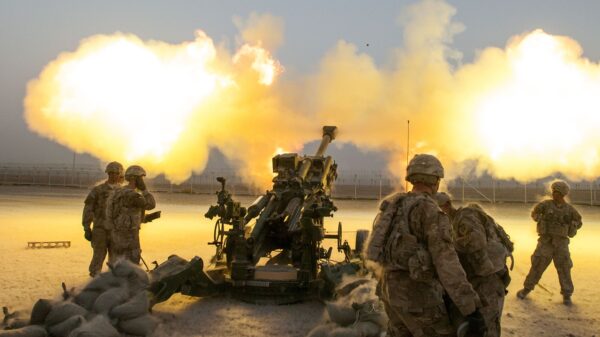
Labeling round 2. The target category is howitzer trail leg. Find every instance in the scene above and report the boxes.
[89,227,109,276]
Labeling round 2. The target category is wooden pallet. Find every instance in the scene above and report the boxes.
[27,241,71,249]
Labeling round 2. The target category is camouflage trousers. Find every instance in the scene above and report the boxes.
[110,228,141,265]
[381,270,454,337]
[89,227,111,276]
[470,273,506,337]
[523,235,573,296]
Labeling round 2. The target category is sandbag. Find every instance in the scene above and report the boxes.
[82,273,124,293]
[306,323,337,337]
[92,287,129,315]
[109,291,149,320]
[44,302,87,327]
[48,315,85,337]
[67,316,119,337]
[336,279,370,298]
[117,314,159,336]
[353,300,387,328]
[0,325,47,337]
[354,322,381,337]
[73,291,101,312]
[325,302,356,327]
[110,259,149,292]
[30,300,54,325]
[110,259,138,278]
[328,327,361,337]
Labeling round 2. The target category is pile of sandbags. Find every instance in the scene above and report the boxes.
[1,259,158,337]
[307,277,388,337]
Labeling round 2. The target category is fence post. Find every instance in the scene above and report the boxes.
[492,178,496,204]
[354,174,358,200]
[190,173,194,194]
[591,182,594,206]
[461,178,465,203]
[379,175,382,201]
[524,182,527,204]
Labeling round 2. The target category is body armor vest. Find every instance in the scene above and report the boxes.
[454,205,513,276]
[536,201,573,237]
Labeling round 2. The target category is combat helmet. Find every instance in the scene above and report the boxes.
[124,165,146,178]
[105,161,124,174]
[551,180,570,196]
[435,192,452,207]
[406,154,444,184]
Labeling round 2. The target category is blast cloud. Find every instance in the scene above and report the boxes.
[24,0,600,187]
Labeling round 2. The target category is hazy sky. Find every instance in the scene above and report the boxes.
[1,0,599,170]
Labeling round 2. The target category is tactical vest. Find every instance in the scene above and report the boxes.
[536,201,574,238]
[107,188,144,231]
[454,205,513,276]
[367,193,435,281]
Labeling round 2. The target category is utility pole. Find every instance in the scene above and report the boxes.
[405,120,410,191]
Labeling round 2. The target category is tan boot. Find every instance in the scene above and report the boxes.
[516,288,530,299]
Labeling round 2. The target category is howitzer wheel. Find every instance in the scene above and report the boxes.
[337,222,343,249]
[354,230,369,255]
[211,219,225,259]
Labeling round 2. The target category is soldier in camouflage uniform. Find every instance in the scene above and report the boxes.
[82,161,124,277]
[365,154,486,337]
[107,165,155,264]
[436,192,513,337]
[517,180,582,305]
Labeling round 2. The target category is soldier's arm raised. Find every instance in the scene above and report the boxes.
[422,202,480,316]
[142,191,156,210]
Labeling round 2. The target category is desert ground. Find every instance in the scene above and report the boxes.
[0,185,598,337]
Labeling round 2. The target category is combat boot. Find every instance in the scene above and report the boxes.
[516,288,530,299]
[563,295,572,306]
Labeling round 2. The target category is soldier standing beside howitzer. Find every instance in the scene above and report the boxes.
[365,154,486,337]
[106,165,156,265]
[436,192,513,337]
[517,180,582,305]
[82,161,124,277]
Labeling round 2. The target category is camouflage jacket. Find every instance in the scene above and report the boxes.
[532,200,582,238]
[373,192,480,316]
[106,186,156,231]
[450,204,511,278]
[82,182,120,230]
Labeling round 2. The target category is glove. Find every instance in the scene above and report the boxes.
[466,309,486,336]
[84,228,92,241]
[136,176,147,191]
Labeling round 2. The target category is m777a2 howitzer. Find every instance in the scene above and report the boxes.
[148,126,369,304]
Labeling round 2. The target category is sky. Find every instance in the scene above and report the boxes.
[1,0,600,175]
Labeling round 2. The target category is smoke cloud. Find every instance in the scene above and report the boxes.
[23,0,600,187]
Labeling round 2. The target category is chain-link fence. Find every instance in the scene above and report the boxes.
[1,163,598,205]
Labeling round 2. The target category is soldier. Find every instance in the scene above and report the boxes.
[82,161,124,277]
[517,180,582,305]
[107,165,155,264]
[364,154,486,337]
[436,192,513,337]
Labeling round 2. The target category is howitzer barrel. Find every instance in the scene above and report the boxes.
[315,126,338,157]
[298,126,338,180]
